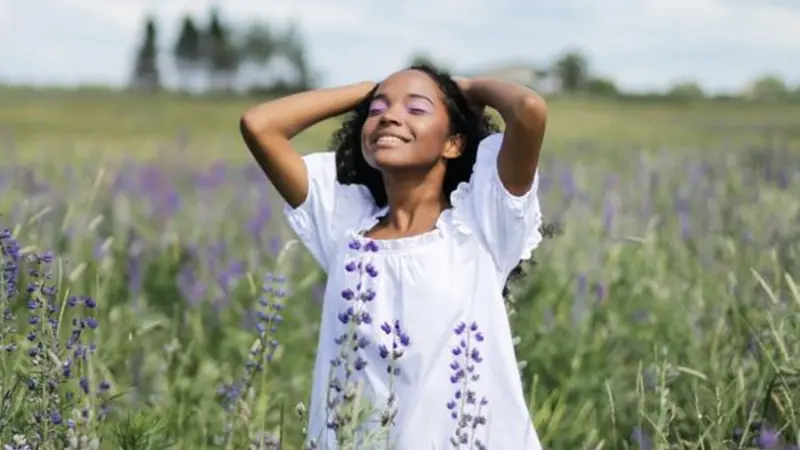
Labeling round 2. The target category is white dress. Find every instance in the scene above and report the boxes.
[283,133,544,449]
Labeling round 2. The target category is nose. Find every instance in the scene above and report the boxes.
[378,105,402,126]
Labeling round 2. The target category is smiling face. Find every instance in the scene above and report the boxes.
[360,69,463,173]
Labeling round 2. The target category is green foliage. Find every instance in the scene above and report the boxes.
[131,8,318,94]
[174,16,202,63]
[272,22,317,91]
[131,16,161,91]
[1,107,799,448]
[106,409,174,450]
[173,15,202,90]
[666,81,705,101]
[749,74,791,102]
[240,24,277,67]
[585,77,619,97]
[553,51,590,92]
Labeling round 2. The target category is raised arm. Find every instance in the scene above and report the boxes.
[459,78,547,196]
[239,82,376,207]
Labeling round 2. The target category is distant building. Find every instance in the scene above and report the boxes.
[471,63,560,95]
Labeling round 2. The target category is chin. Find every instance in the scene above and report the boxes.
[372,155,440,176]
[368,153,414,172]
[364,145,412,169]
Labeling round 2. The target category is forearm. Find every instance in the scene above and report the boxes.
[239,82,375,208]
[241,81,375,139]
[465,77,547,195]
[466,78,546,130]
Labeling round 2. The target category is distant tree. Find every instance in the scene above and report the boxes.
[748,74,790,101]
[204,7,240,92]
[240,23,277,69]
[666,80,704,100]
[585,77,618,97]
[236,22,280,91]
[130,15,161,91]
[173,15,202,91]
[275,22,318,91]
[553,51,589,93]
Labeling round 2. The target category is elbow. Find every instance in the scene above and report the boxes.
[511,94,547,129]
[239,109,274,157]
[239,108,278,150]
[239,113,258,154]
[239,108,262,139]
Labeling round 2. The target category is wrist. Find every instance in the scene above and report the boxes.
[356,81,377,92]
[463,78,494,104]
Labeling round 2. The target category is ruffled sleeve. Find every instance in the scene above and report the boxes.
[283,152,375,271]
[450,133,543,275]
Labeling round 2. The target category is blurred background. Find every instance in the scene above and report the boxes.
[1,1,799,449]
[2,0,799,161]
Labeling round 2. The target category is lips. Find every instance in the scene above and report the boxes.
[370,130,411,148]
[375,136,406,146]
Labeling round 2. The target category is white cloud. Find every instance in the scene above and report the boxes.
[1,0,798,92]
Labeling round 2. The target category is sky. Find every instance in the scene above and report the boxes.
[0,0,799,93]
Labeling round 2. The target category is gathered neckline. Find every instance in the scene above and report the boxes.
[349,206,451,252]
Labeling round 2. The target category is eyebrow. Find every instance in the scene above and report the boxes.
[373,93,434,104]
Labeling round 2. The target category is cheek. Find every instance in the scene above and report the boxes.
[360,120,374,147]
[411,118,451,147]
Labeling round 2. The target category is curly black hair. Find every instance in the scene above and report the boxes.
[330,64,500,207]
[327,63,555,306]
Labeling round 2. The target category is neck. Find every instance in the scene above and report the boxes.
[381,170,448,233]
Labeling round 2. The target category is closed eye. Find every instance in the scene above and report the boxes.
[368,99,388,115]
[406,98,431,115]
[368,106,386,115]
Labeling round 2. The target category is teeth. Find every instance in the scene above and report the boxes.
[376,136,404,145]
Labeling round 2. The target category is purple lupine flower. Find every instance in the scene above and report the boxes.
[217,381,245,412]
[326,238,379,435]
[1,229,22,353]
[1,228,21,299]
[216,259,247,296]
[631,427,653,450]
[127,251,143,300]
[219,272,287,412]
[754,427,781,449]
[602,195,614,233]
[268,236,283,256]
[177,262,206,305]
[251,430,281,449]
[252,273,286,364]
[678,212,692,240]
[379,319,410,427]
[572,273,588,326]
[6,240,114,440]
[593,281,607,304]
[559,167,576,200]
[447,321,488,449]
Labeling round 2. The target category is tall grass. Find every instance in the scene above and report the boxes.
[1,131,798,449]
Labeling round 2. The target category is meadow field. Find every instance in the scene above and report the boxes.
[1,88,799,449]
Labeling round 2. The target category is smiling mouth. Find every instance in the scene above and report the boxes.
[374,136,407,146]
[371,132,411,149]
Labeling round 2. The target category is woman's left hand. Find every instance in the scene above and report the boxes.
[453,77,485,115]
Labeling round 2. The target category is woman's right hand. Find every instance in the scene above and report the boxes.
[454,77,486,117]
[240,82,376,208]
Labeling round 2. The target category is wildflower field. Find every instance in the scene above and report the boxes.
[1,88,800,449]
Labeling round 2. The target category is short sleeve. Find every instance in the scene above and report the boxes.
[452,133,543,275]
[282,152,374,271]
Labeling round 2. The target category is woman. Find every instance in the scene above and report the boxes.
[240,64,547,449]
